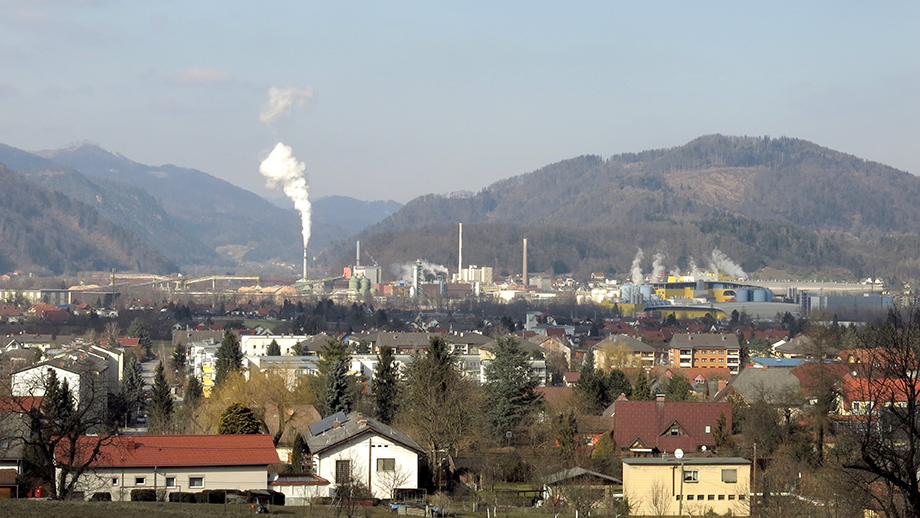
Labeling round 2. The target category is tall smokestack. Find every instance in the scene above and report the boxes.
[458,223,463,282]
[303,247,308,281]
[523,238,529,287]
[357,241,361,267]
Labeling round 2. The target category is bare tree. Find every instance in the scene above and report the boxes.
[2,367,120,499]
[373,463,413,501]
[647,478,672,517]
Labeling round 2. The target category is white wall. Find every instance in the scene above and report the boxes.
[73,465,271,501]
[312,432,419,499]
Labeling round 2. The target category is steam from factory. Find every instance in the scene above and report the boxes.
[258,87,314,280]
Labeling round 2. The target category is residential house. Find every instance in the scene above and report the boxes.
[67,434,280,501]
[11,351,117,408]
[306,412,423,500]
[669,334,742,375]
[593,335,657,370]
[622,457,751,516]
[612,397,732,456]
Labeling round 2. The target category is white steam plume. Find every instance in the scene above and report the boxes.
[259,87,314,124]
[394,261,449,282]
[651,251,666,283]
[709,248,748,279]
[260,143,311,256]
[688,257,705,279]
[630,248,645,286]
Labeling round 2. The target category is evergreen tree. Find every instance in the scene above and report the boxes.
[127,318,152,357]
[554,410,578,465]
[218,402,262,434]
[633,369,652,400]
[121,352,144,417]
[149,361,173,433]
[401,335,476,469]
[607,368,633,400]
[591,432,619,475]
[214,329,243,387]
[372,346,400,424]
[312,339,353,416]
[267,339,281,356]
[185,376,204,409]
[325,358,352,415]
[665,373,693,401]
[171,342,187,374]
[482,336,543,442]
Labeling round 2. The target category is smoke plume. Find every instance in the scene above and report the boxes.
[687,257,705,279]
[708,248,748,279]
[259,87,314,124]
[394,261,449,283]
[651,251,667,283]
[260,143,311,254]
[630,248,645,286]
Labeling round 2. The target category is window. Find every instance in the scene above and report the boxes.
[728,495,736,500]
[189,476,204,488]
[718,495,725,500]
[683,469,699,483]
[336,460,352,483]
[686,495,694,500]
[739,494,746,500]
[377,458,396,472]
[668,426,682,437]
[721,469,738,483]
[705,425,711,434]
[135,477,145,485]
[708,495,715,500]
[111,477,119,486]
[165,476,176,488]
[675,495,682,501]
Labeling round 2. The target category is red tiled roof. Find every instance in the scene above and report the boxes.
[613,400,731,454]
[0,396,43,412]
[63,434,279,468]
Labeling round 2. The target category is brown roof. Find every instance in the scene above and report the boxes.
[63,434,280,468]
[613,400,731,454]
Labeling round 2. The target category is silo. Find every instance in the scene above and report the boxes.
[736,289,750,302]
[639,285,653,300]
[348,276,359,291]
[359,277,370,294]
[621,285,634,302]
[753,289,768,302]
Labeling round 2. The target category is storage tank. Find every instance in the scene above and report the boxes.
[348,276,359,291]
[753,289,768,302]
[360,277,370,294]
[621,285,634,302]
[639,285,653,300]
[736,289,750,302]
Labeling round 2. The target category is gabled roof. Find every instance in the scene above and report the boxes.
[713,367,801,404]
[541,466,622,486]
[306,413,423,455]
[613,400,731,454]
[66,434,280,468]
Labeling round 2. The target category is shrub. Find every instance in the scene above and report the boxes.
[131,488,157,501]
[199,490,225,504]
[90,492,112,501]
[169,492,196,503]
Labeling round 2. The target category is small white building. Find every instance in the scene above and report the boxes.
[306,412,423,500]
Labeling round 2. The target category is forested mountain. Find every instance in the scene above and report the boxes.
[0,163,176,275]
[321,135,920,283]
[0,144,223,266]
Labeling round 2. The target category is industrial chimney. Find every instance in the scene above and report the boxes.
[356,241,361,267]
[303,247,308,281]
[522,238,529,287]
[458,223,463,282]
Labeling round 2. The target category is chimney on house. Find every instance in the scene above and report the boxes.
[358,417,368,427]
[333,419,342,429]
[656,393,666,403]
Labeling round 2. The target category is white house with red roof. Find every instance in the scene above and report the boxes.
[68,434,280,501]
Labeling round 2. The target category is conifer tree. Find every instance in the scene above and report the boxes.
[267,339,281,356]
[214,329,243,387]
[632,368,652,400]
[121,352,144,417]
[149,361,174,433]
[482,336,543,442]
[372,346,400,424]
[218,402,262,434]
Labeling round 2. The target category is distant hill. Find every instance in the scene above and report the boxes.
[0,163,176,275]
[0,144,223,267]
[319,135,920,283]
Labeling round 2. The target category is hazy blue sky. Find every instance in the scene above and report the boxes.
[1,1,917,204]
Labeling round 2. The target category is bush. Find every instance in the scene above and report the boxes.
[199,490,225,504]
[90,492,112,501]
[169,491,196,503]
[131,488,157,501]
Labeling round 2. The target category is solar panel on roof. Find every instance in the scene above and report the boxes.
[309,411,347,436]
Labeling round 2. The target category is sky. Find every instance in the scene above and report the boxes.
[0,1,918,204]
